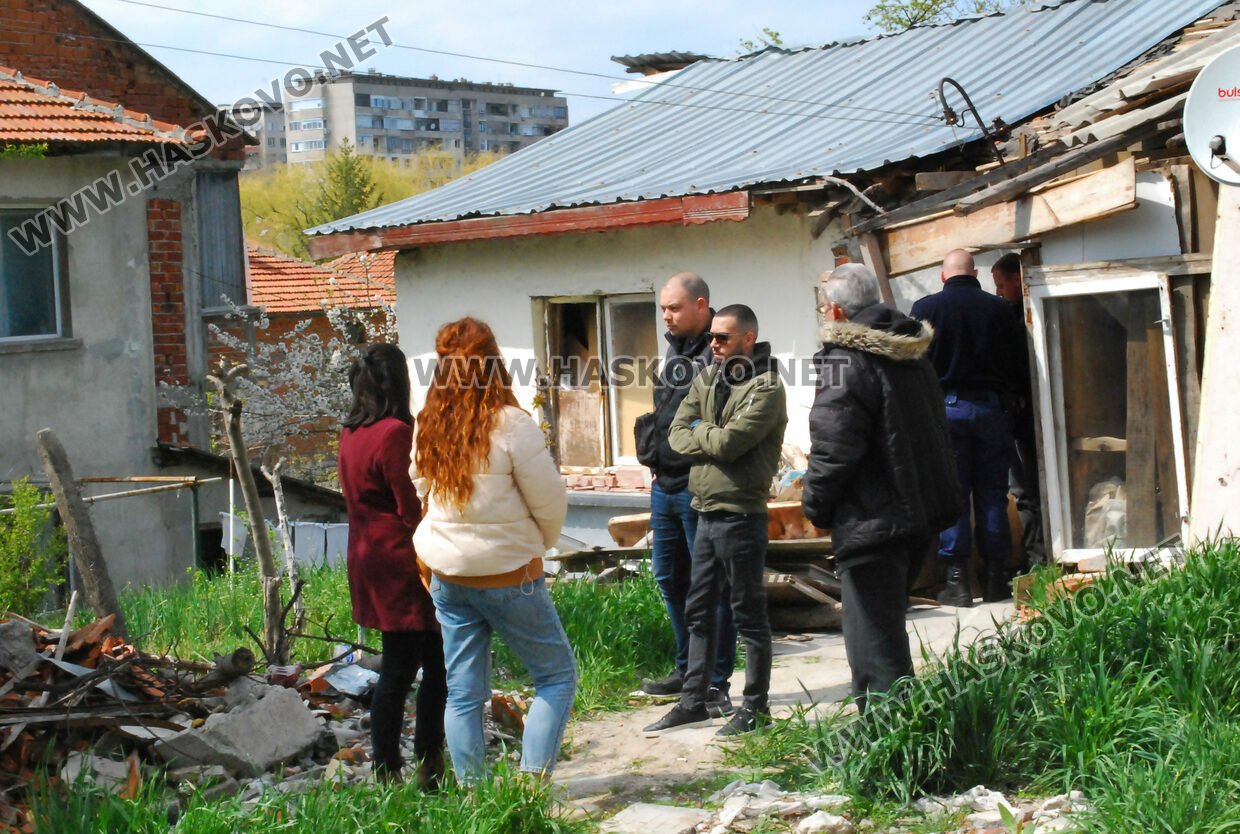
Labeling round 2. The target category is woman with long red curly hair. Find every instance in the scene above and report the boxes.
[411,317,575,782]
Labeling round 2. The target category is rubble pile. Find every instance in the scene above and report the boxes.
[0,613,349,832]
[660,780,1090,834]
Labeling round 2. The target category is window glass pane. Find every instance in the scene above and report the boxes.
[1047,289,1180,548]
[0,209,58,338]
[197,173,246,307]
[608,297,657,460]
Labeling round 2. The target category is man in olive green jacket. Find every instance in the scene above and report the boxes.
[643,304,787,738]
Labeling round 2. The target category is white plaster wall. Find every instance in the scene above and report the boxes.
[2,157,182,590]
[1039,171,1181,265]
[394,204,837,451]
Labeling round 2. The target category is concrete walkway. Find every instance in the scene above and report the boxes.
[554,600,1015,804]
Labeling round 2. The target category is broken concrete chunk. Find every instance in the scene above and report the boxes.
[797,811,856,834]
[599,802,705,834]
[59,751,133,791]
[154,686,325,777]
[0,622,38,674]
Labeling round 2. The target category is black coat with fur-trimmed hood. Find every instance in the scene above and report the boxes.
[802,303,962,569]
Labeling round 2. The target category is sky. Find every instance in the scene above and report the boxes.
[76,0,878,124]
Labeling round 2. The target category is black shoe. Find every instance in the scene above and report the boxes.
[937,559,974,608]
[640,670,684,696]
[642,704,711,736]
[983,568,1012,603]
[716,706,769,737]
[705,687,734,718]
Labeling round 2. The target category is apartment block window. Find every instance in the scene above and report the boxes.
[440,119,461,132]
[298,119,324,130]
[370,95,389,109]
[289,140,326,152]
[196,173,246,309]
[288,120,301,131]
[354,93,370,107]
[288,98,323,112]
[0,208,64,341]
[554,106,567,119]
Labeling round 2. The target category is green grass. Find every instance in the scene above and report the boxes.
[726,540,1240,833]
[28,764,588,834]
[109,561,673,715]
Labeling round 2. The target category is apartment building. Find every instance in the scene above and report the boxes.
[284,70,568,165]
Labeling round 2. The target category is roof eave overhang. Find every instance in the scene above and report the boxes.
[305,191,751,260]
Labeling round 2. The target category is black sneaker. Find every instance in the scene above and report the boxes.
[640,670,684,696]
[642,704,711,736]
[705,687,734,718]
[715,706,769,737]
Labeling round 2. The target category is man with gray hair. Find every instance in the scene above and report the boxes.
[803,264,961,712]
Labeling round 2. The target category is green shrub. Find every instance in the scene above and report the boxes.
[0,478,67,616]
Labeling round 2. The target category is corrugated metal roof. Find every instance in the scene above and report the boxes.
[309,0,1224,237]
[0,66,196,145]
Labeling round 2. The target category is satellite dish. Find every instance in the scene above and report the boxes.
[1184,44,1240,186]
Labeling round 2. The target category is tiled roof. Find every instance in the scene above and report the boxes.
[325,250,396,288]
[247,247,395,314]
[0,66,196,145]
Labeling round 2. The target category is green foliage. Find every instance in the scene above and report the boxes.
[738,27,784,53]
[113,562,671,713]
[29,762,586,833]
[0,142,48,159]
[241,146,504,259]
[728,540,1240,833]
[492,566,677,713]
[312,139,381,228]
[0,478,66,617]
[864,0,1023,32]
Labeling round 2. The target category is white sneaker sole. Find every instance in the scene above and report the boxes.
[642,716,713,738]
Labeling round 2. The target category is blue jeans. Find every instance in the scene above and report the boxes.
[649,482,736,688]
[938,394,1013,569]
[429,575,577,781]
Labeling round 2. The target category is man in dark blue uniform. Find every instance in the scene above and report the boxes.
[911,249,1025,606]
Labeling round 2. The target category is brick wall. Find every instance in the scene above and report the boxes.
[148,198,189,444]
[0,0,246,159]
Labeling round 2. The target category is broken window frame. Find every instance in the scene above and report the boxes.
[1027,269,1191,563]
[536,292,659,470]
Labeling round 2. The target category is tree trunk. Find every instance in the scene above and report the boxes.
[262,459,306,639]
[35,429,128,640]
[209,366,286,666]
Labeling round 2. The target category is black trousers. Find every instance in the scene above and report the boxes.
[680,510,772,713]
[370,629,447,775]
[840,544,919,714]
[1010,415,1046,567]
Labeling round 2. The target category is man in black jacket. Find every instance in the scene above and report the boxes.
[991,253,1044,568]
[803,264,961,712]
[911,249,1024,606]
[635,272,736,714]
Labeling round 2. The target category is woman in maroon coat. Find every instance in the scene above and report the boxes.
[338,343,446,788]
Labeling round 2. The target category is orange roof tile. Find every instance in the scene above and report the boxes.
[247,247,395,314]
[0,65,196,145]
[325,250,396,287]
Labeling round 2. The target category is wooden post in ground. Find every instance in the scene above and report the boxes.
[35,429,128,640]
[208,363,287,666]
[1191,184,1240,542]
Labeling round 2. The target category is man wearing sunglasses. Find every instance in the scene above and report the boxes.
[644,304,787,737]
[634,272,738,718]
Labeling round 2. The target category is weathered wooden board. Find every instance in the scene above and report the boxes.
[885,158,1138,275]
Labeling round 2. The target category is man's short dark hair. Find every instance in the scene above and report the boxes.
[715,304,758,335]
[993,252,1022,276]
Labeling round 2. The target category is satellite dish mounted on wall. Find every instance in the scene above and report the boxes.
[1184,44,1240,186]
